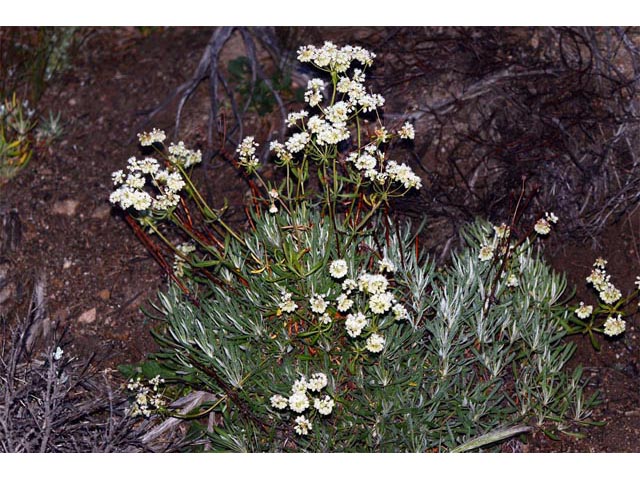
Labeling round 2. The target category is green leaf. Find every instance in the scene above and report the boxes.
[451,425,533,452]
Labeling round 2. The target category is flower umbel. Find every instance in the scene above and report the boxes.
[138,128,166,146]
[279,291,298,314]
[329,259,348,279]
[288,392,310,413]
[603,315,626,337]
[237,136,260,172]
[575,302,593,320]
[270,394,288,410]
[294,415,312,435]
[309,294,328,314]
[313,395,335,415]
[307,372,328,392]
[397,122,415,140]
[365,333,385,353]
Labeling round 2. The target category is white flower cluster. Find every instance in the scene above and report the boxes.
[307,111,351,146]
[110,156,185,212]
[397,122,415,140]
[385,160,422,189]
[345,311,368,338]
[378,258,396,273]
[297,41,375,72]
[268,140,292,165]
[270,372,334,435]
[279,290,298,314]
[237,136,260,171]
[335,68,385,113]
[285,131,311,153]
[581,257,626,337]
[329,259,348,279]
[304,78,325,107]
[534,212,558,235]
[268,188,280,213]
[603,314,626,337]
[365,333,386,353]
[575,301,593,320]
[168,141,202,168]
[586,257,622,305]
[478,244,495,262]
[357,272,389,295]
[329,258,410,351]
[263,43,423,193]
[336,293,354,312]
[494,223,510,239]
[346,145,422,190]
[126,376,165,418]
[287,110,309,127]
[138,128,166,146]
[309,293,328,314]
[506,273,519,288]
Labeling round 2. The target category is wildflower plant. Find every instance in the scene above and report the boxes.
[564,257,632,349]
[111,42,594,451]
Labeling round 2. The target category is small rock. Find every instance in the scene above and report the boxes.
[52,307,69,323]
[98,289,110,300]
[53,199,79,216]
[63,258,73,269]
[68,98,77,106]
[78,307,96,324]
[91,205,111,220]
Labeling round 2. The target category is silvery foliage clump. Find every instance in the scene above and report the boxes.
[111,42,594,451]
[151,213,594,452]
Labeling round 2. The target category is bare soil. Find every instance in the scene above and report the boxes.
[1,26,638,452]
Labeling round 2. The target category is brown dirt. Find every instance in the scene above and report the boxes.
[1,26,638,452]
[0,27,243,368]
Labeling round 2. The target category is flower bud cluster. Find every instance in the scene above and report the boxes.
[327,258,409,351]
[586,257,622,305]
[126,375,166,418]
[534,212,558,235]
[236,136,260,172]
[580,257,626,337]
[270,372,334,435]
[346,145,422,190]
[603,314,626,337]
[110,155,185,213]
[173,242,196,278]
[167,141,202,168]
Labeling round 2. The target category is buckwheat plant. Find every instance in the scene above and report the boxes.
[564,257,632,349]
[111,42,593,451]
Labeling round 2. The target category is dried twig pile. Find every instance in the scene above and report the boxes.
[361,27,640,245]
